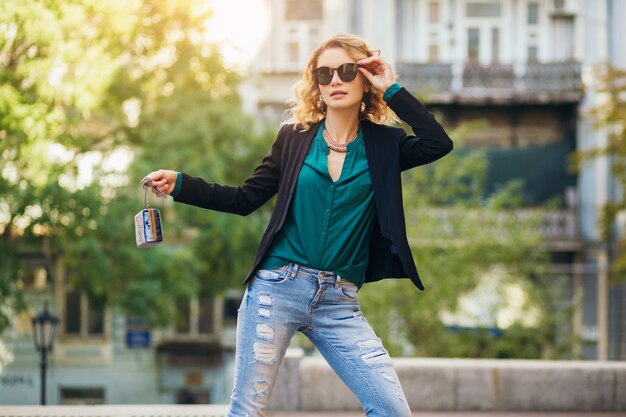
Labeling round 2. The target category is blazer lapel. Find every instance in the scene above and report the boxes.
[363,121,390,182]
[362,121,381,178]
[293,123,319,165]
[276,123,319,228]
[362,121,391,235]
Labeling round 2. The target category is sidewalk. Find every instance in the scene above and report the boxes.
[2,407,624,417]
[270,413,626,417]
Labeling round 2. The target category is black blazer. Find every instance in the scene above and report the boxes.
[174,87,453,290]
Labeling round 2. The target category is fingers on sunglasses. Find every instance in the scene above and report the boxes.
[313,63,360,85]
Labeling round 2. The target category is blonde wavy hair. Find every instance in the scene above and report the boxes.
[284,33,398,131]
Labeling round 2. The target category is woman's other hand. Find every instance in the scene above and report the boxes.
[357,55,396,93]
[141,169,178,197]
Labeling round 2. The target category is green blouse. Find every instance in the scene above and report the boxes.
[174,84,403,288]
[258,120,376,288]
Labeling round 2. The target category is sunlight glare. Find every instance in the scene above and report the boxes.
[203,0,270,69]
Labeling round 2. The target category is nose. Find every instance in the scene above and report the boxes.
[330,69,342,85]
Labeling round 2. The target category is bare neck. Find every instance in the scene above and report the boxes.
[325,108,360,144]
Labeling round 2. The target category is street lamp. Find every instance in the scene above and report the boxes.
[32,302,59,405]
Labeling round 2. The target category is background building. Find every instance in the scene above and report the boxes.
[1,0,625,407]
[0,253,243,404]
[253,0,625,361]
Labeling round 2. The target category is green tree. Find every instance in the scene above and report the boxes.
[358,129,573,358]
[574,64,626,283]
[0,0,272,333]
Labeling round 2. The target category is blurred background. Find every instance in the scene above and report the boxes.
[0,0,625,407]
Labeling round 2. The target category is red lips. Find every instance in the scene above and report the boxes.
[330,90,347,97]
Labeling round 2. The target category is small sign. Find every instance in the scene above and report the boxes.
[126,330,151,348]
[126,317,151,348]
[185,372,204,386]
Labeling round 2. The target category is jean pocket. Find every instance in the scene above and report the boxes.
[255,265,290,284]
[340,280,358,300]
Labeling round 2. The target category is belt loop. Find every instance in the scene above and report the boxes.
[290,263,300,279]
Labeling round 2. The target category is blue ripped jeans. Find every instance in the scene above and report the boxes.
[226,263,411,417]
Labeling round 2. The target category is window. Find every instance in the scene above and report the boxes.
[176,297,215,337]
[429,44,439,62]
[528,2,539,25]
[429,2,440,23]
[285,0,322,20]
[64,291,104,337]
[175,298,191,334]
[65,292,81,335]
[491,27,500,62]
[60,387,105,405]
[197,298,214,335]
[553,15,575,61]
[310,26,320,44]
[528,45,538,62]
[223,291,244,326]
[468,28,480,60]
[466,2,502,17]
[88,305,104,334]
[281,23,321,68]
[17,265,48,291]
[288,41,299,64]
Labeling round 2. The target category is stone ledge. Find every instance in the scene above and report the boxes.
[271,357,626,412]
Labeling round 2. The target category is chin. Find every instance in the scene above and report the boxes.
[328,100,361,112]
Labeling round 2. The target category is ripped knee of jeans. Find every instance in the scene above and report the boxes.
[257,293,272,318]
[253,342,277,365]
[254,378,271,398]
[256,323,274,342]
[357,338,392,368]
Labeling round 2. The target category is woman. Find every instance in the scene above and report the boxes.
[143,34,452,417]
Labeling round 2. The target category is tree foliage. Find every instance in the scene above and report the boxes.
[1,0,579,361]
[358,130,574,358]
[0,0,273,332]
[573,63,626,283]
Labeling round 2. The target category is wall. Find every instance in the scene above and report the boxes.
[270,356,626,411]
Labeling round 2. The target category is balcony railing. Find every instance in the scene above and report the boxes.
[534,209,578,241]
[522,62,582,92]
[463,62,515,89]
[395,63,453,94]
[397,61,582,103]
[409,208,580,249]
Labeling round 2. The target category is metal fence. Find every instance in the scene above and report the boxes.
[397,61,582,102]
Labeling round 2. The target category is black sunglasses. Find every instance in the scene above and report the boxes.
[312,63,360,85]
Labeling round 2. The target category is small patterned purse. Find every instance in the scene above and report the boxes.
[135,179,163,248]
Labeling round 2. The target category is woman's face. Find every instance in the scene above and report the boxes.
[315,47,369,114]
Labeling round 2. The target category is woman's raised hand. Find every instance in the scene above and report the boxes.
[141,169,178,197]
[357,55,396,93]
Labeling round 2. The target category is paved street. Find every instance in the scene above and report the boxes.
[2,407,625,416]
[270,413,626,417]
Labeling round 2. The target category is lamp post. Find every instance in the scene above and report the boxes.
[32,302,59,405]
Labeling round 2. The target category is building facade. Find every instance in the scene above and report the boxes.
[253,0,625,360]
[2,0,625,407]
[0,254,243,404]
